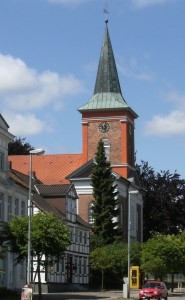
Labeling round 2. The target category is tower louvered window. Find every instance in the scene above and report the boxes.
[102,139,110,161]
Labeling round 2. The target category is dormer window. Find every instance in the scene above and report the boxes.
[66,194,77,223]
[67,197,76,215]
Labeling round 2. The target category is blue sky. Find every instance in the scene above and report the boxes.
[1,0,185,178]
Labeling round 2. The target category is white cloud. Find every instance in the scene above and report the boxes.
[144,110,185,136]
[0,53,85,111]
[4,112,47,136]
[144,89,185,137]
[131,0,174,8]
[0,54,36,92]
[165,90,185,109]
[118,57,154,81]
[0,53,86,138]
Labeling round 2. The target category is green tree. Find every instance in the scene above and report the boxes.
[105,243,127,276]
[90,242,142,289]
[141,234,185,290]
[90,247,113,290]
[130,241,142,267]
[177,230,185,276]
[104,242,141,274]
[8,137,34,155]
[0,212,71,300]
[91,139,120,246]
[137,161,185,241]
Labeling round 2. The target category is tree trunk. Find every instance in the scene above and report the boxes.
[101,269,104,291]
[171,273,174,292]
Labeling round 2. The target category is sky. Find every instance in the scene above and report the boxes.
[1,0,185,178]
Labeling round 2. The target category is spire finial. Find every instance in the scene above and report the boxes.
[103,4,109,24]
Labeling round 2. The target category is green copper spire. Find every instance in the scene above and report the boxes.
[94,21,122,95]
[78,21,137,117]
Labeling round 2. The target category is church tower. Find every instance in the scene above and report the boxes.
[78,20,138,179]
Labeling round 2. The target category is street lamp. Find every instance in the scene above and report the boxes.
[127,190,138,299]
[27,148,45,285]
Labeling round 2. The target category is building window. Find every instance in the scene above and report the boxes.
[15,198,19,215]
[102,139,110,161]
[0,193,4,220]
[67,198,71,213]
[75,257,78,274]
[61,256,65,273]
[67,198,76,214]
[84,231,87,244]
[69,227,74,243]
[20,262,25,278]
[8,196,12,221]
[83,258,87,275]
[21,201,26,216]
[50,264,54,274]
[0,152,4,170]
[79,231,83,244]
[88,202,94,224]
[56,259,60,273]
[75,229,79,243]
[79,257,82,275]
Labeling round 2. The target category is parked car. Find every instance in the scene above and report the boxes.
[139,280,168,300]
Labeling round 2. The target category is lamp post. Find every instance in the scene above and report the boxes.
[27,148,45,285]
[127,190,138,299]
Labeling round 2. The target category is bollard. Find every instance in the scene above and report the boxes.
[21,284,33,300]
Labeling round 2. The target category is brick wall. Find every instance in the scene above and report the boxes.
[87,121,122,163]
[78,194,94,223]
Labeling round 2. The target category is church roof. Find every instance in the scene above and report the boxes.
[9,154,85,184]
[78,21,137,118]
[78,92,137,116]
[94,21,122,95]
[8,154,131,186]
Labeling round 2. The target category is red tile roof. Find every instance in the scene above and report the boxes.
[9,154,85,184]
[8,170,29,189]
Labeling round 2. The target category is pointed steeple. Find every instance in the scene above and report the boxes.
[78,21,137,118]
[94,21,122,95]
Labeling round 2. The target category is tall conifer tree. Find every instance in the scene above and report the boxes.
[91,139,120,246]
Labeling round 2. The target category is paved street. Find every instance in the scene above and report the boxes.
[32,291,123,300]
[32,290,185,300]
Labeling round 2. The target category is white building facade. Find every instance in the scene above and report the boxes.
[0,115,90,292]
[0,114,28,290]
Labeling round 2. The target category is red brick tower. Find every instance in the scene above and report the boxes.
[78,20,138,179]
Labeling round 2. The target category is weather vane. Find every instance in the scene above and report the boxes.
[103,4,109,24]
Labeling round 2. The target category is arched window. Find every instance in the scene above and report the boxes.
[102,139,110,161]
[88,201,94,224]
